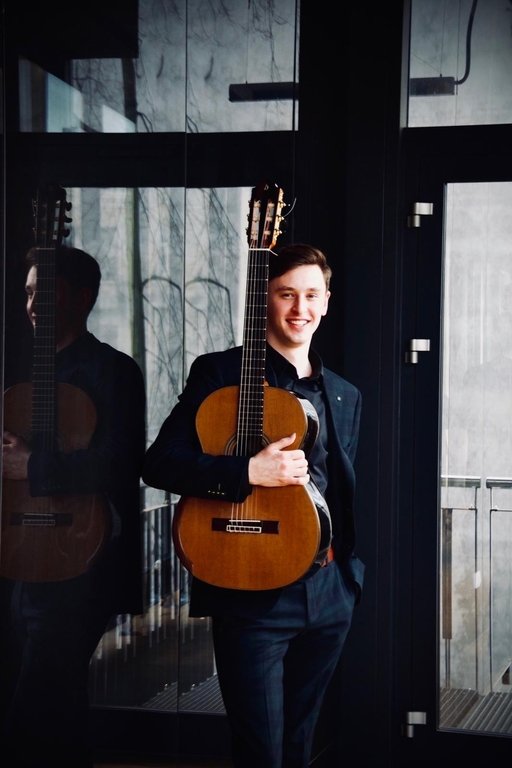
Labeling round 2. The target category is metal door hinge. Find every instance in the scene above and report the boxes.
[405,338,430,364]
[407,202,433,228]
[404,711,427,738]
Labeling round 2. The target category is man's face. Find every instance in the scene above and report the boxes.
[266,264,330,352]
[25,266,38,328]
[25,266,83,336]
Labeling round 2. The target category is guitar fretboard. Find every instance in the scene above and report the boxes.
[237,247,271,457]
[31,249,56,450]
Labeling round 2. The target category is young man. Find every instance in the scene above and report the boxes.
[143,243,364,768]
[1,246,146,768]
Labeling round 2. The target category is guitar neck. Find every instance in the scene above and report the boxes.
[31,248,57,450]
[237,247,271,457]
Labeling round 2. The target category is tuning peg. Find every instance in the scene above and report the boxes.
[64,215,72,223]
[66,201,72,211]
[63,228,70,238]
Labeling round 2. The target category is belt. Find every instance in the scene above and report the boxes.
[321,545,335,567]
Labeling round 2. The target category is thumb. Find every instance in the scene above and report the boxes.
[272,433,297,450]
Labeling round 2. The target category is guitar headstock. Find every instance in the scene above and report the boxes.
[247,181,286,249]
[33,183,72,250]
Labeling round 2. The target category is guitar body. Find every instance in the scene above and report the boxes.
[172,385,332,590]
[1,382,111,582]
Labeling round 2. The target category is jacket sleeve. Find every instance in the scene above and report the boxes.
[142,354,253,503]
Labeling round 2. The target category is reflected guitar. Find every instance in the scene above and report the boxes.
[1,184,110,582]
[172,180,332,591]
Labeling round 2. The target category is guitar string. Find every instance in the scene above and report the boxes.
[238,200,258,526]
[237,231,257,525]
[238,222,258,525]
[243,245,257,525]
[34,204,57,521]
[233,194,275,530]
[246,242,261,524]
[238,212,270,527]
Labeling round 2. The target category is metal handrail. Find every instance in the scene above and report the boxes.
[486,477,512,691]
[440,476,481,690]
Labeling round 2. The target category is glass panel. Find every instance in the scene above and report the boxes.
[409,0,512,128]
[67,186,251,714]
[440,182,512,735]
[18,0,299,134]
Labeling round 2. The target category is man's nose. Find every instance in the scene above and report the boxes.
[292,295,307,313]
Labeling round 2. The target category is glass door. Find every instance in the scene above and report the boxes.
[398,139,512,764]
[440,181,512,733]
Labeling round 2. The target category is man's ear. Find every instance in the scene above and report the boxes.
[322,290,331,317]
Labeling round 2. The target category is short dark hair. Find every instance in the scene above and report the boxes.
[269,243,332,290]
[26,245,101,311]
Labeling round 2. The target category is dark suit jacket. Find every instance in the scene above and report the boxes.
[142,345,364,617]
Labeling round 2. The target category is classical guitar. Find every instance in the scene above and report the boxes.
[1,184,110,582]
[172,180,332,591]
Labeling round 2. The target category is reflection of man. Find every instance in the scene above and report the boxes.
[1,246,146,768]
[143,243,364,767]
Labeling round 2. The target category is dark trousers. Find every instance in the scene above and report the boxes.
[0,576,114,768]
[212,560,356,768]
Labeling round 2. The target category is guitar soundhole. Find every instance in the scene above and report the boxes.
[211,518,279,534]
[26,431,66,453]
[224,435,271,456]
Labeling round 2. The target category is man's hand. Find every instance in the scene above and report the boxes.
[2,431,31,480]
[248,433,309,487]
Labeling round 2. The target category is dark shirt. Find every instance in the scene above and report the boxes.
[267,345,329,497]
[266,345,334,579]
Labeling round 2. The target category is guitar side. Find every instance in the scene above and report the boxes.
[172,385,330,590]
[1,382,111,582]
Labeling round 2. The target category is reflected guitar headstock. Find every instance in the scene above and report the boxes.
[33,183,72,249]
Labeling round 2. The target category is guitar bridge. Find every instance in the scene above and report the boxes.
[211,518,279,534]
[9,513,73,527]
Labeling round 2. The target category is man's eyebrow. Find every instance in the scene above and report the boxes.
[275,284,322,291]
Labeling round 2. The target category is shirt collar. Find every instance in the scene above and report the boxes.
[266,343,324,382]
